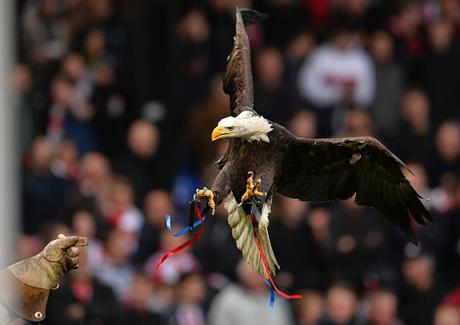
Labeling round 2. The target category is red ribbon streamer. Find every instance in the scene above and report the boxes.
[156,205,204,270]
[253,233,303,300]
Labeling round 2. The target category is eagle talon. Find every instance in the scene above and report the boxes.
[194,187,216,210]
[240,171,266,205]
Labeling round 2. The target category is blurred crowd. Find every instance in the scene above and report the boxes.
[13,0,460,324]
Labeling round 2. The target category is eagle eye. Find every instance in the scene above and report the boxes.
[227,126,234,130]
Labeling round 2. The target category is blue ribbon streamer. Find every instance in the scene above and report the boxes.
[174,217,206,237]
[165,203,206,237]
[166,214,173,232]
[262,278,275,307]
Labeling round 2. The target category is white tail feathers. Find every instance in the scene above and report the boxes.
[224,194,279,279]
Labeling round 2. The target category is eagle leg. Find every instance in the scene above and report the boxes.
[239,171,266,206]
[195,187,216,213]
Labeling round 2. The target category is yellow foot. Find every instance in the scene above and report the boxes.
[240,171,266,204]
[194,187,215,211]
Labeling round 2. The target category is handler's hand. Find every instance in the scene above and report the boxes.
[8,234,89,290]
[43,234,89,272]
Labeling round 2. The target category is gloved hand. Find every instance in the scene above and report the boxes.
[8,234,88,290]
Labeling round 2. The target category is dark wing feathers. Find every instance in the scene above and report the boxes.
[223,8,266,116]
[240,9,268,26]
[276,136,432,243]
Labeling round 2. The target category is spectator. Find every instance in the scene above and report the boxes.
[50,139,80,180]
[90,59,128,158]
[341,109,373,137]
[437,178,460,288]
[399,254,443,325]
[59,52,93,104]
[114,119,172,205]
[418,19,460,126]
[58,152,112,226]
[21,0,71,66]
[296,290,326,325]
[71,210,105,274]
[207,260,295,325]
[22,136,73,234]
[429,121,460,187]
[388,3,424,72]
[82,29,112,70]
[122,272,164,324]
[308,206,332,250]
[105,174,143,238]
[369,31,404,136]
[14,64,46,153]
[418,0,460,26]
[83,0,125,58]
[95,229,136,300]
[366,290,402,325]
[46,74,96,153]
[254,47,296,124]
[173,8,212,110]
[318,282,359,325]
[388,89,434,169]
[134,189,176,264]
[172,272,207,325]
[285,31,316,97]
[321,199,390,288]
[270,197,321,289]
[298,21,375,136]
[434,304,460,325]
[288,110,318,139]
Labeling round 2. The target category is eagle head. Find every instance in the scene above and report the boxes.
[212,111,273,143]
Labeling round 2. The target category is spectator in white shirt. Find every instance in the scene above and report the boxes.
[298,22,375,136]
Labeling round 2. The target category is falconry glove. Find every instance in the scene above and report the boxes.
[0,234,88,322]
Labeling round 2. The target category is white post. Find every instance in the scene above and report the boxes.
[0,0,18,267]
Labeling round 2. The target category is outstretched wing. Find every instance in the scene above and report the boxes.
[276,136,432,243]
[223,8,267,116]
[224,194,279,280]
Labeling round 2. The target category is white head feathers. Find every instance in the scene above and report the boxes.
[216,111,273,143]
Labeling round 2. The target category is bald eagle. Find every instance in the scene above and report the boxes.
[196,8,432,280]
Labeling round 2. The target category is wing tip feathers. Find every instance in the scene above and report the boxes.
[236,8,268,27]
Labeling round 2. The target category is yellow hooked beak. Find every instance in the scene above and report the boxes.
[211,126,231,141]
